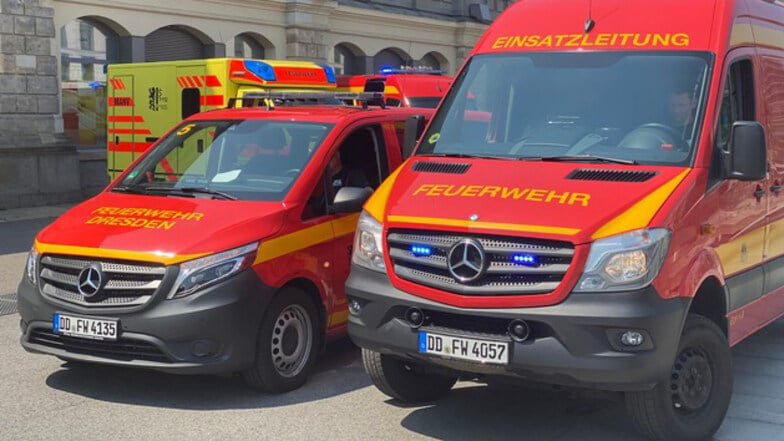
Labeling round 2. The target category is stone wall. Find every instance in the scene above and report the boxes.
[0,0,98,210]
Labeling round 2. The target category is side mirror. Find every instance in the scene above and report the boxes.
[403,114,427,159]
[724,121,766,181]
[333,186,373,214]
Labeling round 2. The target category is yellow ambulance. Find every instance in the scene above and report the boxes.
[106,58,337,178]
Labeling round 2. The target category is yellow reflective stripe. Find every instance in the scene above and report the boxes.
[254,213,361,264]
[716,226,766,275]
[387,215,580,236]
[34,240,208,266]
[364,165,403,222]
[592,169,691,240]
[730,22,755,47]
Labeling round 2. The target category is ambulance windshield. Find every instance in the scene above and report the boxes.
[116,119,333,201]
[418,52,711,166]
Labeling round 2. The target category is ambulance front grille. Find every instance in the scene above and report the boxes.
[387,229,574,296]
[38,255,166,308]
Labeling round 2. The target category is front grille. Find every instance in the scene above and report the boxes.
[28,328,172,363]
[39,255,166,308]
[387,229,574,295]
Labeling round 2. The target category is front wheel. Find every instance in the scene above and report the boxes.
[242,288,321,393]
[625,314,733,441]
[362,349,457,403]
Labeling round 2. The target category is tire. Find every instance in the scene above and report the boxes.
[362,348,457,403]
[625,314,733,441]
[242,288,321,393]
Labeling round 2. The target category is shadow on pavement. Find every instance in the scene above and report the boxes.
[395,381,647,441]
[44,337,370,410]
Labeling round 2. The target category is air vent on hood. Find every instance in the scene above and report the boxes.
[412,161,471,174]
[567,169,658,182]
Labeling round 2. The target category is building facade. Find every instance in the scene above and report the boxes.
[0,0,510,209]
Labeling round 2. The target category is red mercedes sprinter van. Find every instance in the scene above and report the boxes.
[346,1,784,440]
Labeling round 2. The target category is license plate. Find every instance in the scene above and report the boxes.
[53,313,118,341]
[418,331,509,365]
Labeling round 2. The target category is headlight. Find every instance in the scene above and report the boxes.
[352,210,386,273]
[25,246,40,285]
[168,242,259,299]
[575,228,671,292]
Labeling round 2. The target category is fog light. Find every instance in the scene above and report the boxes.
[405,307,424,328]
[508,319,530,342]
[348,299,362,316]
[620,330,645,346]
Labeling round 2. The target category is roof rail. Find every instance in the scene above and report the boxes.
[226,91,387,110]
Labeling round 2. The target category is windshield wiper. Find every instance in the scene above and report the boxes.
[520,155,638,165]
[419,153,517,161]
[111,185,148,194]
[152,186,238,200]
[120,185,237,200]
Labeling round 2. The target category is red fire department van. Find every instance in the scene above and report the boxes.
[346,0,783,440]
[17,97,431,393]
[336,68,452,108]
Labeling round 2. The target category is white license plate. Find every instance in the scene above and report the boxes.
[418,331,509,365]
[53,313,118,341]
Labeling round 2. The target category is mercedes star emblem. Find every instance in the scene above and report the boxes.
[77,264,104,298]
[447,239,486,283]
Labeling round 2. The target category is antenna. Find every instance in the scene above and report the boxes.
[584,0,595,33]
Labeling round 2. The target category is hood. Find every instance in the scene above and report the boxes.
[36,192,287,264]
[380,158,690,244]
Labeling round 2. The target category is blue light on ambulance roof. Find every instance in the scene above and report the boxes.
[410,245,433,257]
[244,60,277,82]
[379,65,395,75]
[317,63,336,83]
[512,254,538,266]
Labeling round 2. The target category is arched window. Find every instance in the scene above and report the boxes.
[60,19,109,147]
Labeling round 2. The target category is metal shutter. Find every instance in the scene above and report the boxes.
[145,28,204,62]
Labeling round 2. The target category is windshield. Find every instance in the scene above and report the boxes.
[117,119,333,201]
[418,52,712,166]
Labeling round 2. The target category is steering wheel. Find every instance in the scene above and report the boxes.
[619,123,689,151]
[283,168,301,176]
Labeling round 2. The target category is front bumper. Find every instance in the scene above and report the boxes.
[347,266,689,391]
[17,269,274,374]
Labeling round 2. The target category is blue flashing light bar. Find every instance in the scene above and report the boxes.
[410,245,433,257]
[512,254,538,266]
[244,60,277,82]
[317,63,337,83]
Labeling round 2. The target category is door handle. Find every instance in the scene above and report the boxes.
[772,185,782,195]
[754,188,767,198]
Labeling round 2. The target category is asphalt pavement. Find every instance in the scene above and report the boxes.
[2,205,784,440]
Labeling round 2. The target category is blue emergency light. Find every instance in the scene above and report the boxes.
[317,63,336,83]
[512,254,538,266]
[410,245,433,257]
[244,60,277,81]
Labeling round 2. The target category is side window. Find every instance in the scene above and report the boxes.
[711,59,755,186]
[302,124,388,220]
[182,88,200,119]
